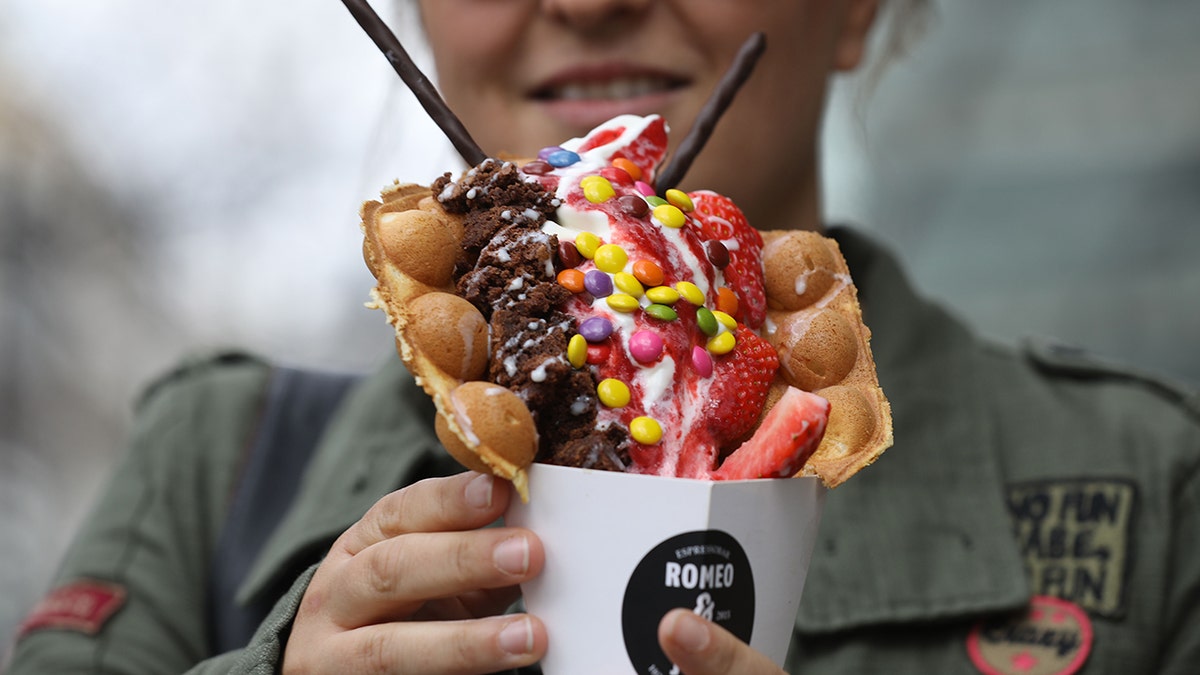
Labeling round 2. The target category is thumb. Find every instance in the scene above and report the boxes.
[657,609,786,675]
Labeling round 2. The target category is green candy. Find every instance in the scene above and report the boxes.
[696,307,719,336]
[644,304,678,321]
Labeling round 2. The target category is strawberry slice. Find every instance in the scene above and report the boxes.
[705,326,779,446]
[688,191,766,328]
[711,387,830,480]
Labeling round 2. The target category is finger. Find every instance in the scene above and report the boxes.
[325,529,543,627]
[337,472,509,557]
[413,586,523,621]
[658,609,785,675]
[319,614,547,675]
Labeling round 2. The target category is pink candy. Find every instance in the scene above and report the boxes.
[634,180,656,197]
[629,330,664,363]
[692,346,713,378]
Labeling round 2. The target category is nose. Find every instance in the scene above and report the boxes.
[540,0,653,31]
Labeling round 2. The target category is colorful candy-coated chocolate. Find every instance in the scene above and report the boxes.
[601,166,634,186]
[675,281,706,305]
[578,316,614,342]
[597,378,631,408]
[695,307,719,336]
[558,239,583,268]
[632,259,664,287]
[665,189,694,212]
[708,331,737,355]
[716,287,740,317]
[584,269,613,297]
[547,149,581,167]
[606,293,640,313]
[713,309,738,330]
[630,416,663,445]
[594,244,628,274]
[705,240,730,269]
[653,204,686,229]
[646,195,668,207]
[618,195,649,218]
[691,346,714,377]
[644,304,678,321]
[557,269,586,294]
[629,330,664,363]
[613,272,644,297]
[613,157,643,181]
[521,160,553,176]
[575,232,601,259]
[634,180,656,197]
[538,146,564,160]
[567,334,588,368]
[581,175,615,204]
[644,286,679,305]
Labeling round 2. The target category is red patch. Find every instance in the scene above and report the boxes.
[18,579,126,638]
[967,596,1093,675]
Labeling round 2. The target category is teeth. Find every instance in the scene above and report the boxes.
[551,77,674,101]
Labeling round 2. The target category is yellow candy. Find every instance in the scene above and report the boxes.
[645,286,680,305]
[713,310,738,330]
[613,272,644,297]
[653,204,686,229]
[665,189,694,212]
[597,379,631,408]
[575,232,601,259]
[708,331,737,355]
[567,334,588,369]
[606,293,640,313]
[675,281,706,305]
[594,244,628,274]
[630,416,663,445]
[581,175,615,204]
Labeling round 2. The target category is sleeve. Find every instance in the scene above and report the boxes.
[1158,453,1200,674]
[182,565,317,675]
[7,354,270,674]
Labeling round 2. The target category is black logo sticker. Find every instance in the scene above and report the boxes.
[621,530,755,674]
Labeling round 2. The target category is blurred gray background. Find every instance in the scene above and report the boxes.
[3,0,1198,653]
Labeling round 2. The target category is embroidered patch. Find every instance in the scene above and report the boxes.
[18,579,126,638]
[967,596,1093,675]
[1006,479,1137,617]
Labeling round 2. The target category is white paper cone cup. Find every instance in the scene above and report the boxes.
[506,463,826,675]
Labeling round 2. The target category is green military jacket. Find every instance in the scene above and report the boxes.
[11,228,1200,674]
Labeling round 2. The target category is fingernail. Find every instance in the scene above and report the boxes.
[498,617,534,655]
[670,611,710,653]
[465,473,494,509]
[493,536,530,576]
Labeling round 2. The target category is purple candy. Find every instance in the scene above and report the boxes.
[579,316,614,343]
[538,146,564,161]
[629,330,664,363]
[584,269,613,297]
[692,346,714,378]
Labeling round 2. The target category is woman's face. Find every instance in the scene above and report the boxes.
[417,0,877,230]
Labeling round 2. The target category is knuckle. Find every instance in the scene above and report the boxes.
[356,629,393,675]
[363,543,404,597]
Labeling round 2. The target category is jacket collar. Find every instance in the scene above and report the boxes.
[237,356,455,606]
[794,227,1030,633]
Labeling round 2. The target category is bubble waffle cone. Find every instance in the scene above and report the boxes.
[361,181,536,500]
[760,230,893,487]
[361,116,891,499]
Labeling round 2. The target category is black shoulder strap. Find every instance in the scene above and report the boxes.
[208,366,361,654]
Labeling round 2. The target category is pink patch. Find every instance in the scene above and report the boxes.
[18,579,126,638]
[967,596,1093,675]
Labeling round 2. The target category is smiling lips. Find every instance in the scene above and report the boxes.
[529,66,691,129]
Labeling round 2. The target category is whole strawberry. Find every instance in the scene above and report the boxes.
[706,325,779,445]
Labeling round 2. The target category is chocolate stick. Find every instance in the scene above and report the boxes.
[340,0,489,166]
[656,32,766,192]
